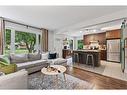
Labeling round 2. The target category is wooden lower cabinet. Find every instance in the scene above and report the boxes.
[100,50,106,60]
[62,49,72,58]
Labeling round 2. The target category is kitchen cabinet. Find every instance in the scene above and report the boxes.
[62,49,72,58]
[100,50,106,60]
[106,29,121,39]
[83,32,106,45]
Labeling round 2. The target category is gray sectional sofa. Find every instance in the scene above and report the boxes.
[9,53,48,74]
[0,69,28,89]
[1,52,67,74]
[0,52,67,89]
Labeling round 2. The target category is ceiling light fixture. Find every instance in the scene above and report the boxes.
[80,31,83,33]
[101,25,121,31]
[93,29,96,32]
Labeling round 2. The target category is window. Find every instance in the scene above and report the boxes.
[69,40,73,49]
[4,21,42,55]
[77,40,83,49]
[15,31,36,54]
[4,29,41,55]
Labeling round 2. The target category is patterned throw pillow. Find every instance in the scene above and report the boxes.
[0,56,10,65]
[0,61,9,66]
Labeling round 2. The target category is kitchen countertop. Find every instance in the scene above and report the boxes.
[73,49,101,52]
[72,49,101,67]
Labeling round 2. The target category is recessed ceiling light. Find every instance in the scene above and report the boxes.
[93,29,96,32]
[80,31,83,33]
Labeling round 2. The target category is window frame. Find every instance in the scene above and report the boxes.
[4,27,42,54]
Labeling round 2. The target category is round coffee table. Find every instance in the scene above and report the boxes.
[41,65,66,87]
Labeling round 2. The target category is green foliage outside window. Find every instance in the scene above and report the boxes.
[78,40,83,49]
[5,29,37,54]
[15,31,36,53]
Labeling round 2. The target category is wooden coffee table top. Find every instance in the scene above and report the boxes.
[41,65,66,75]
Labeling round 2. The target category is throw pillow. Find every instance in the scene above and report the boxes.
[10,54,28,63]
[41,52,49,60]
[28,53,41,61]
[48,53,56,59]
[0,56,10,65]
[0,61,10,67]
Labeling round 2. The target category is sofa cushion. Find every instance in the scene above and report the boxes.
[28,53,41,61]
[0,55,10,64]
[10,54,28,63]
[17,60,47,70]
[48,58,67,65]
[0,69,28,89]
[0,64,17,74]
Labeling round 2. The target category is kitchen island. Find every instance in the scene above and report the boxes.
[72,49,101,67]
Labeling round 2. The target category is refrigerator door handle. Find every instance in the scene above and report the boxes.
[107,43,109,52]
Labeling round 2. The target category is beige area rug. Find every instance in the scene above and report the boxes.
[72,60,127,81]
[28,72,94,89]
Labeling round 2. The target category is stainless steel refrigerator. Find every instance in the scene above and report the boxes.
[107,39,120,62]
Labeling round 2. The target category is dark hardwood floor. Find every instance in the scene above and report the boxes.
[65,66,127,89]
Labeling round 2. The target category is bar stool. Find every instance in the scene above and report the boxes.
[86,54,94,68]
[73,53,79,65]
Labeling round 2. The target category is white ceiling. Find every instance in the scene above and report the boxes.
[0,6,127,31]
[62,19,123,37]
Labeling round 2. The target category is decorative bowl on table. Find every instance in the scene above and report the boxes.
[46,66,61,73]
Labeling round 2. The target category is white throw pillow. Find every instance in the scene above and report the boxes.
[41,52,49,60]
[0,72,5,76]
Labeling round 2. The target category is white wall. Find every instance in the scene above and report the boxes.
[53,32,84,57]
[48,30,55,52]
[54,34,65,57]
[53,33,74,57]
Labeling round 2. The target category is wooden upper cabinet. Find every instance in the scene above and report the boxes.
[83,32,106,45]
[97,32,106,44]
[106,29,121,39]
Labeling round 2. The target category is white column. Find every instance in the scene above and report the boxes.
[73,37,77,50]
[10,29,15,53]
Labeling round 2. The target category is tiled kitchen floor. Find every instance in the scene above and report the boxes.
[67,58,127,81]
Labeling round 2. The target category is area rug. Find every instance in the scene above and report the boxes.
[28,72,94,89]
